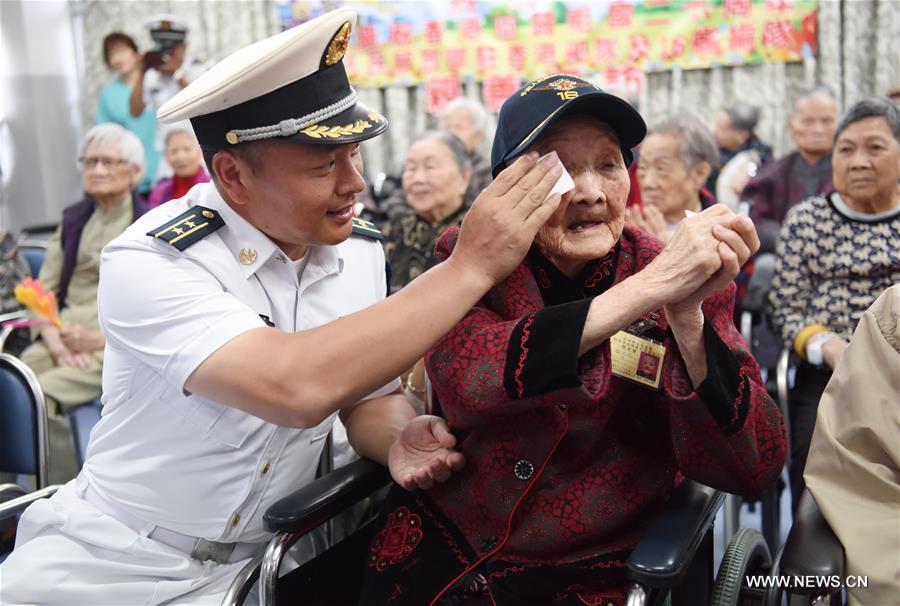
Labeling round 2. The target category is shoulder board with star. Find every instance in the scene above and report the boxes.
[351,217,383,241]
[147,206,225,251]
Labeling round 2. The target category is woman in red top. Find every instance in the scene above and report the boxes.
[147,127,210,207]
[362,76,786,606]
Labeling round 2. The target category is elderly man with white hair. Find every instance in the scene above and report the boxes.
[18,122,149,484]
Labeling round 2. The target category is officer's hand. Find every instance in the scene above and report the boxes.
[158,45,186,76]
[448,151,563,290]
[388,415,465,491]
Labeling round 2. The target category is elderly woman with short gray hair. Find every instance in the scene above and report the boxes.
[769,96,900,515]
[18,122,149,484]
[627,115,721,243]
[382,129,473,291]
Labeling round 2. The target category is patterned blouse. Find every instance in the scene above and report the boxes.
[381,202,467,292]
[768,192,900,346]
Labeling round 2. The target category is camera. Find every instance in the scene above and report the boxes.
[145,16,187,71]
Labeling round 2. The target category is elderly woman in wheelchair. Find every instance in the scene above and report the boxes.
[350,76,787,606]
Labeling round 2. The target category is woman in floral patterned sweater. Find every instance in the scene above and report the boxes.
[768,97,900,515]
[361,76,786,606]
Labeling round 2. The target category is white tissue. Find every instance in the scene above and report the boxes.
[540,152,574,201]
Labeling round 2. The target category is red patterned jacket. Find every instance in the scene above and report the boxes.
[361,226,786,606]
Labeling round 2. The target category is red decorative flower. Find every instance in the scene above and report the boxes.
[368,507,423,572]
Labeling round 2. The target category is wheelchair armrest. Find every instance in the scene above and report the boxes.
[0,485,60,520]
[779,489,845,590]
[627,480,725,588]
[263,458,391,534]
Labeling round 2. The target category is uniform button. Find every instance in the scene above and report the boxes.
[230,514,241,527]
[558,404,567,411]
[513,459,534,480]
[261,463,270,475]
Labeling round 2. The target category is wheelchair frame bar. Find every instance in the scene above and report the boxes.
[776,348,792,467]
[260,530,300,606]
[0,485,59,520]
[625,583,648,606]
[315,432,334,548]
[1,352,51,487]
[0,310,29,351]
[221,555,262,606]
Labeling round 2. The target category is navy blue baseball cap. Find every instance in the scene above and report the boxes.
[491,75,646,177]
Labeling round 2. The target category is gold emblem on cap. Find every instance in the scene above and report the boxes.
[202,210,215,219]
[225,131,239,145]
[549,78,578,91]
[325,21,352,66]
[239,248,258,265]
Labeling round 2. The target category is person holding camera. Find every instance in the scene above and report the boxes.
[129,15,206,182]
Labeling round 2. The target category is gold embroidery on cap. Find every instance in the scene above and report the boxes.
[325,22,352,66]
[301,119,372,139]
[368,112,384,123]
[239,248,258,265]
[548,78,578,91]
[225,131,239,145]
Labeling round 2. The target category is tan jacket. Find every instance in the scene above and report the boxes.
[805,284,900,606]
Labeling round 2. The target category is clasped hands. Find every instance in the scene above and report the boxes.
[639,205,760,327]
[43,323,104,369]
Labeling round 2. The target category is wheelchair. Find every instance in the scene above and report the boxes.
[16,238,48,280]
[222,453,778,606]
[767,489,846,606]
[722,251,791,555]
[0,353,62,560]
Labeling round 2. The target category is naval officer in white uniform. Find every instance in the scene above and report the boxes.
[0,8,566,605]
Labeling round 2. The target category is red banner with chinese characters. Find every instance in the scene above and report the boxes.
[280,0,817,111]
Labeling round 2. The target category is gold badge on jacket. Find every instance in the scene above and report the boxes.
[610,331,666,389]
[239,248,258,265]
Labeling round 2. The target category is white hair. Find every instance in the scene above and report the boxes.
[81,123,144,169]
[440,97,489,132]
[163,123,199,148]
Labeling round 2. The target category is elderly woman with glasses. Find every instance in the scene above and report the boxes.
[18,123,148,484]
[361,76,785,606]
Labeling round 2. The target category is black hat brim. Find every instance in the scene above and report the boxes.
[497,93,646,176]
[281,100,388,146]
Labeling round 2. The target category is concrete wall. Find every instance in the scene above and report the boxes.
[0,0,83,233]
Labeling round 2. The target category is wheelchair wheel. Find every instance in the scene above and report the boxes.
[711,528,772,606]
[761,543,784,606]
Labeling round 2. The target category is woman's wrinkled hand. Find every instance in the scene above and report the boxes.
[639,206,759,311]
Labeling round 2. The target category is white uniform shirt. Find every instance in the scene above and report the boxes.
[0,183,398,604]
[85,181,398,543]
